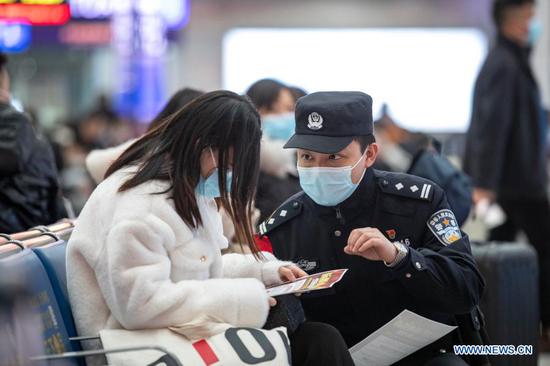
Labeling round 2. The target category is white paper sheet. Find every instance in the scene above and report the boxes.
[349,310,457,366]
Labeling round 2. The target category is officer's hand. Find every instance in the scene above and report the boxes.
[344,227,397,263]
[279,265,308,282]
[269,297,277,307]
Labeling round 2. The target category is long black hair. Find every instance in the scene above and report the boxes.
[105,90,263,256]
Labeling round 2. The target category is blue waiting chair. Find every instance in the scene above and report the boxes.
[0,241,181,365]
[33,241,79,343]
[0,248,78,364]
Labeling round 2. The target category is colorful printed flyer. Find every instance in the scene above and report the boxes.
[266,269,348,297]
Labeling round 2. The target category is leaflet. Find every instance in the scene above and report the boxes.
[349,310,457,366]
[266,269,348,297]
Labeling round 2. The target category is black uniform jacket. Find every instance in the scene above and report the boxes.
[259,168,485,358]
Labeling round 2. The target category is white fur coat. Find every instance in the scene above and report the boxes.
[67,167,291,352]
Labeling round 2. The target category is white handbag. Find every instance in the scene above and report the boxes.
[99,326,291,366]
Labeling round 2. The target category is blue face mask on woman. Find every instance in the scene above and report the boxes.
[297,152,367,207]
[262,113,296,141]
[196,148,233,199]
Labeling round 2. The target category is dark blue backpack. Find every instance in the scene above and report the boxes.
[407,140,472,227]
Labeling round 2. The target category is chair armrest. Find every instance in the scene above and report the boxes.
[29,345,182,366]
[69,335,100,342]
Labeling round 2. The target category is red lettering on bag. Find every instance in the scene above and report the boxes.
[193,339,219,365]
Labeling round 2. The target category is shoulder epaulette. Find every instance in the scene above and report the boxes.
[375,172,436,202]
[258,199,303,236]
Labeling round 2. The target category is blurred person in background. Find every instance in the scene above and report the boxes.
[463,0,550,343]
[289,85,307,102]
[247,79,295,116]
[51,122,94,215]
[0,53,67,233]
[246,79,302,223]
[374,109,473,226]
[92,94,118,123]
[76,111,110,151]
[150,88,205,128]
[373,105,430,173]
[86,87,204,184]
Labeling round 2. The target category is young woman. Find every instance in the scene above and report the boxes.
[67,91,353,365]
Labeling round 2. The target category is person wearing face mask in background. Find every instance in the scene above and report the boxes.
[289,86,308,104]
[246,79,303,223]
[463,0,550,346]
[257,92,485,366]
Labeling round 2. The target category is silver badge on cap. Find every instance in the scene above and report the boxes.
[307,112,323,130]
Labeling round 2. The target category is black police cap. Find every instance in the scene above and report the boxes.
[283,91,374,154]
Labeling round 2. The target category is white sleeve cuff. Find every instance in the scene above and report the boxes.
[232,278,270,328]
[261,260,294,286]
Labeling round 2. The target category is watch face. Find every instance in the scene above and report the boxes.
[386,242,408,267]
[395,242,406,252]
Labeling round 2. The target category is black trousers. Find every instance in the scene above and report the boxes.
[290,322,471,365]
[423,353,469,366]
[489,196,550,327]
[290,322,354,366]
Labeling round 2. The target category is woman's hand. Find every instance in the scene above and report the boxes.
[278,265,307,283]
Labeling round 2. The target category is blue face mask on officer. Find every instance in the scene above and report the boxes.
[262,112,296,141]
[282,91,376,207]
[297,149,368,207]
[196,147,233,199]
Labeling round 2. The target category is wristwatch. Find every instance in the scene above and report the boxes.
[384,242,409,268]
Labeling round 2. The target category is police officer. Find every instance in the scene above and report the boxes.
[257,92,485,366]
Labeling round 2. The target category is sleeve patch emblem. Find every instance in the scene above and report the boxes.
[427,209,462,246]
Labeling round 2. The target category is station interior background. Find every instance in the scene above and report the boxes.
[7,0,549,126]
[3,0,548,216]
[1,0,550,364]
